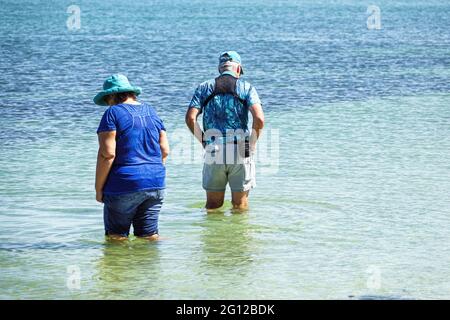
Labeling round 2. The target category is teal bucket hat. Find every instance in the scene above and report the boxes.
[93,74,142,106]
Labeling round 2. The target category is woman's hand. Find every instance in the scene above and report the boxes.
[96,190,104,203]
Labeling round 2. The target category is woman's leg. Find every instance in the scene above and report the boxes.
[103,193,142,240]
[133,189,165,240]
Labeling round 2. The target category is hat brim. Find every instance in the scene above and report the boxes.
[94,86,142,106]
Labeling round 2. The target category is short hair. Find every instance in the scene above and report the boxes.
[106,92,137,105]
[219,61,242,75]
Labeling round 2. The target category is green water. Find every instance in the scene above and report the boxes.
[1,95,449,299]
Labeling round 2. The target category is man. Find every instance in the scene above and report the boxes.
[186,51,265,210]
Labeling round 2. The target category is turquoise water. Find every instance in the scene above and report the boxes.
[1,0,450,299]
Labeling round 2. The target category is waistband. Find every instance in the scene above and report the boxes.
[206,135,250,145]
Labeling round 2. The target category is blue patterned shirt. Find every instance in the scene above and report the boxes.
[188,77,261,137]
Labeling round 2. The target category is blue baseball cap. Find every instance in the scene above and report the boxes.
[219,51,244,75]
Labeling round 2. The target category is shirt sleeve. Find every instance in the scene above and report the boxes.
[247,85,261,108]
[153,115,166,132]
[97,107,117,134]
[188,85,204,109]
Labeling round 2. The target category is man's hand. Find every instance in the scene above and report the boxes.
[185,107,205,147]
[249,103,265,153]
[249,141,257,155]
[96,190,103,203]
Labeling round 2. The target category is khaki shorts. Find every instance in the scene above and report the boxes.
[202,143,256,192]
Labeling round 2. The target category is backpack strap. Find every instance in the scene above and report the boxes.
[200,75,247,112]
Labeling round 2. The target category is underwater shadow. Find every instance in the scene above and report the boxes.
[93,239,162,298]
[198,211,256,273]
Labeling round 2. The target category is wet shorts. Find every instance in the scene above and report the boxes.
[103,189,165,237]
[202,143,256,192]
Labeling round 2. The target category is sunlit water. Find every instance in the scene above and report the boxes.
[0,0,449,299]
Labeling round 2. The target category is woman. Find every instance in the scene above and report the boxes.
[94,74,169,240]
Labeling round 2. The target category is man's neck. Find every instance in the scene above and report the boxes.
[220,71,240,79]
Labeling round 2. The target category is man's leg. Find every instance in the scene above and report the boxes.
[203,160,227,210]
[228,155,255,211]
[231,191,249,211]
[206,191,225,210]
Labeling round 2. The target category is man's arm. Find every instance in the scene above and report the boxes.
[249,103,265,151]
[185,107,205,148]
[95,131,116,203]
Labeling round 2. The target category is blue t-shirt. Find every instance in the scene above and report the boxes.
[97,102,166,195]
[188,77,261,137]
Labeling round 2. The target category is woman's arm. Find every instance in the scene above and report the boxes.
[95,131,116,202]
[159,130,170,165]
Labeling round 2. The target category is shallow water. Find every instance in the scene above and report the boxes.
[1,0,450,299]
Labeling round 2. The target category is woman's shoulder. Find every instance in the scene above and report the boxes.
[140,102,160,114]
[112,101,161,117]
[106,104,128,116]
[110,102,148,112]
